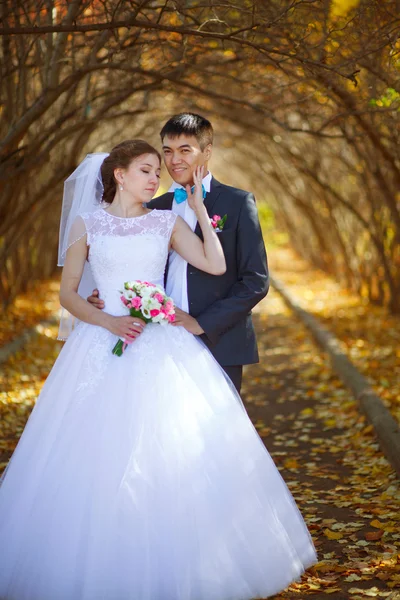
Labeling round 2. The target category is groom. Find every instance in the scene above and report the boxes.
[90,113,269,392]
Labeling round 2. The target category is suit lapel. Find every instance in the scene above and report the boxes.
[147,192,174,211]
[195,177,223,237]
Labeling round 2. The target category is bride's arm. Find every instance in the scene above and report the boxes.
[170,167,226,275]
[59,232,142,340]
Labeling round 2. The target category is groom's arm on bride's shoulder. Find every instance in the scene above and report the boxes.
[196,192,269,345]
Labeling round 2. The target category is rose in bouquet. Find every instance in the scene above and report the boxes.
[112,280,176,356]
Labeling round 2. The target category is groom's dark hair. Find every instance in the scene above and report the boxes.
[160,113,213,150]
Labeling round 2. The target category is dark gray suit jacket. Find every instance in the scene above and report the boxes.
[147,177,269,366]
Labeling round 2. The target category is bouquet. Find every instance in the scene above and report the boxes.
[112,280,176,356]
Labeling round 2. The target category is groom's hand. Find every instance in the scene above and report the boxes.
[173,307,204,335]
[87,288,105,309]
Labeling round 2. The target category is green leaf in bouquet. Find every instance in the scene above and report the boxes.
[128,308,152,324]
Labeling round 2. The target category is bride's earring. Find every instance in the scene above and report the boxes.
[119,183,124,191]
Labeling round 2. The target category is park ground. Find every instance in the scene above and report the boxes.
[0,247,399,599]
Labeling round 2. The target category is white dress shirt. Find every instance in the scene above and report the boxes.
[166,172,213,311]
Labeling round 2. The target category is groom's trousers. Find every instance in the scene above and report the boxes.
[222,366,243,394]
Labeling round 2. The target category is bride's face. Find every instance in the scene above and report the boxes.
[116,153,161,201]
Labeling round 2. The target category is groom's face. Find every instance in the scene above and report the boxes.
[162,135,211,186]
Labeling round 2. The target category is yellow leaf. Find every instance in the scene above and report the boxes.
[330,0,360,17]
[370,519,384,529]
[284,458,299,469]
[369,519,396,532]
[324,528,344,540]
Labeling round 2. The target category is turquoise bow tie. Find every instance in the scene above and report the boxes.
[174,185,206,204]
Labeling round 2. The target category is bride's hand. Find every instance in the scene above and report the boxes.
[186,166,205,214]
[104,315,146,341]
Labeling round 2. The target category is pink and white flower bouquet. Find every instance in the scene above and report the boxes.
[112,280,176,356]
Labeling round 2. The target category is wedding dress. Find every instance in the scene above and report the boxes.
[0,208,316,600]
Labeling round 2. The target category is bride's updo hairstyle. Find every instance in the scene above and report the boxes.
[101,139,161,204]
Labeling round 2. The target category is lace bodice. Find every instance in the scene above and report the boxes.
[71,208,177,315]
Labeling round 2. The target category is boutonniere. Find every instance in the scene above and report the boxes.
[210,214,227,232]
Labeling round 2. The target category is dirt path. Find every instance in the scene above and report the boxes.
[244,291,400,599]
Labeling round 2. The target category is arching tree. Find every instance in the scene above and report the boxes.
[1,0,399,311]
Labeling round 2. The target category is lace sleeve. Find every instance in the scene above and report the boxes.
[165,211,178,241]
[64,216,88,254]
[62,212,101,257]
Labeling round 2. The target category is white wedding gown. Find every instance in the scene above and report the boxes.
[0,209,316,600]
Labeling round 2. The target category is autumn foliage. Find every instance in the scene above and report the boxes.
[0,0,399,312]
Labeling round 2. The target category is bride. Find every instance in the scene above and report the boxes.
[0,140,316,600]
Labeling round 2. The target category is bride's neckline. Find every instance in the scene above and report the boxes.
[100,208,154,221]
